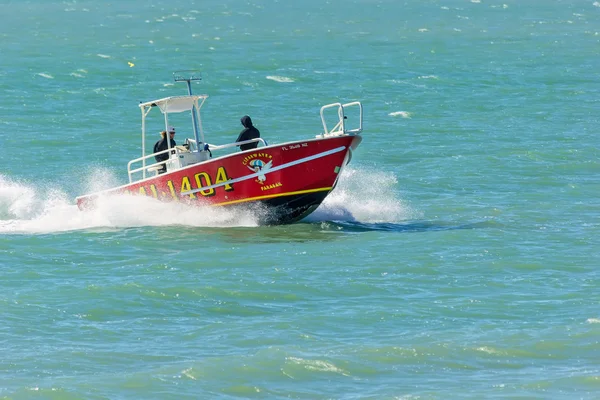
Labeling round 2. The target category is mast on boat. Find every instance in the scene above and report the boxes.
[173,70,203,149]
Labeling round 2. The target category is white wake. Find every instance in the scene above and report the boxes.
[0,165,414,234]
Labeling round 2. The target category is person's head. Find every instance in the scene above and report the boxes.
[241,115,253,128]
[160,126,176,138]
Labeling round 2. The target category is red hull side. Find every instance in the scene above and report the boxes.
[77,135,361,224]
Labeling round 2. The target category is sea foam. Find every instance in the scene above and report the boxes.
[266,76,295,83]
[305,166,417,224]
[0,164,411,234]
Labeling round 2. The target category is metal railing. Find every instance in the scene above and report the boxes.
[126,99,361,184]
[203,138,268,152]
[320,101,363,136]
[127,147,181,183]
[126,138,269,183]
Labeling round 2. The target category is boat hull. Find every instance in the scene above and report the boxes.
[76,134,362,224]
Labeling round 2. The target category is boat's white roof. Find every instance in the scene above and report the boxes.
[139,95,208,113]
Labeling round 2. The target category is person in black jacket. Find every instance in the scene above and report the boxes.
[236,115,260,151]
[153,126,176,173]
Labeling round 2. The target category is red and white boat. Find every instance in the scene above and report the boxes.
[76,72,363,224]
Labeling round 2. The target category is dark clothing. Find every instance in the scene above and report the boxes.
[236,115,260,151]
[153,137,176,173]
[153,137,176,162]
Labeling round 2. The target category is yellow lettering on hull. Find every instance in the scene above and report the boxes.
[194,172,215,197]
[167,181,178,200]
[149,185,158,198]
[133,166,233,200]
[260,182,283,191]
[214,166,233,191]
[242,152,273,166]
[180,176,195,199]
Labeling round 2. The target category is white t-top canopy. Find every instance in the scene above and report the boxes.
[139,95,208,114]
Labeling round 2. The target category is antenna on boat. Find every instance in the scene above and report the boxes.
[173,70,203,150]
[173,70,202,95]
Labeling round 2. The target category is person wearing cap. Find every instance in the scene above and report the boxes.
[236,115,260,151]
[153,126,176,173]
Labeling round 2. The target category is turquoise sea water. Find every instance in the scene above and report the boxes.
[1,1,600,398]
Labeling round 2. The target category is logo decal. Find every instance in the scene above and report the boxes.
[247,159,273,184]
[241,152,281,190]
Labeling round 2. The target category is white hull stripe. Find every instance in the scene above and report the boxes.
[181,145,347,196]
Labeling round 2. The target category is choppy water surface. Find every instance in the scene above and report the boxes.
[1,1,599,398]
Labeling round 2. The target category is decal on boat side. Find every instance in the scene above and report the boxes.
[242,152,273,166]
[215,166,234,192]
[135,166,233,200]
[193,172,214,197]
[281,143,308,150]
[260,182,282,191]
[243,154,275,185]
[167,180,178,199]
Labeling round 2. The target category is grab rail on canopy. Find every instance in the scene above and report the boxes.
[319,101,363,137]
